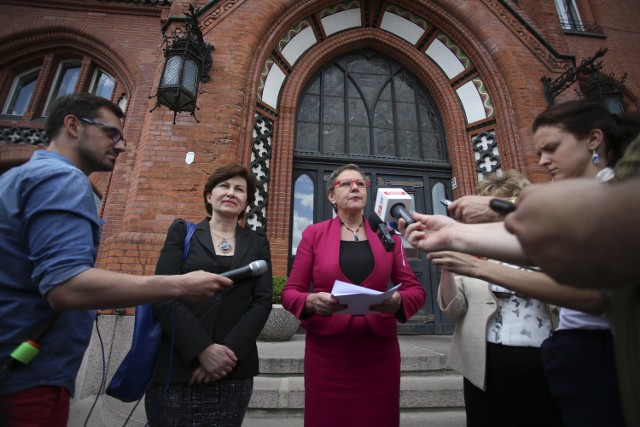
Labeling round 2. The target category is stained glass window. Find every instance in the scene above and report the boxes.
[295,49,444,161]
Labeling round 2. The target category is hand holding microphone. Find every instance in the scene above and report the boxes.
[220,260,268,282]
[177,261,268,301]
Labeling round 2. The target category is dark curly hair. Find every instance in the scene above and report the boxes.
[45,93,124,141]
[203,164,257,219]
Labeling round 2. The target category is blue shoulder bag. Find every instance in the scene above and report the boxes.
[106,221,196,402]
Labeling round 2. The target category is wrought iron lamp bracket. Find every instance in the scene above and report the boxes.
[541,48,608,105]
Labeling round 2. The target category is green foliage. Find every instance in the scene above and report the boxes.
[271,276,288,304]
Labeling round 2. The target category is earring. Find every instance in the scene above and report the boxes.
[592,150,601,166]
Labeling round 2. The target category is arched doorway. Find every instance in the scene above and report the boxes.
[290,49,455,334]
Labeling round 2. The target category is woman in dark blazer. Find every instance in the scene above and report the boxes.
[282,163,426,427]
[145,164,272,426]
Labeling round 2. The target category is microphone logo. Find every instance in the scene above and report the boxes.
[376,197,383,216]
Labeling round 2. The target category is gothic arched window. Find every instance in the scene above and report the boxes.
[296,49,444,162]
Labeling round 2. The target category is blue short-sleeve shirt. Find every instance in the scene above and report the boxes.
[0,150,104,395]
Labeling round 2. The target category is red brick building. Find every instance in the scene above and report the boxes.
[1,0,638,333]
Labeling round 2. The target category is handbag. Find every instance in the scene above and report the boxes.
[106,221,196,402]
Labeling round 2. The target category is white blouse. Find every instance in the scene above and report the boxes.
[486,265,554,347]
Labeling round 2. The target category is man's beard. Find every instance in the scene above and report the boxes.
[77,134,117,173]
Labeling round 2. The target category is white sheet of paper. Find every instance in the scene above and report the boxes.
[331,280,402,315]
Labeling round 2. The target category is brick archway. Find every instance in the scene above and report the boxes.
[238,1,522,274]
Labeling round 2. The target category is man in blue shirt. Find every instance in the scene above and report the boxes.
[0,93,232,426]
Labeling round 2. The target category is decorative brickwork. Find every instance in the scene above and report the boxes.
[0,127,47,146]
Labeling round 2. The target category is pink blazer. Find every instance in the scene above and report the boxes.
[282,216,426,337]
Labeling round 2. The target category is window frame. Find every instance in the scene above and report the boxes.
[1,54,123,121]
[295,50,446,163]
[2,66,41,116]
[42,59,83,117]
[554,0,583,31]
[89,68,116,101]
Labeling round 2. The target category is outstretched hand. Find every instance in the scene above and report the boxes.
[448,195,503,224]
[428,251,484,277]
[177,270,233,301]
[398,212,458,253]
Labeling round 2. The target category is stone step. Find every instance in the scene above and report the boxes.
[242,410,466,427]
[70,333,465,426]
[257,334,452,375]
[248,373,464,410]
[69,396,466,427]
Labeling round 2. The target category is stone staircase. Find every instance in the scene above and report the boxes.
[70,324,466,426]
[243,334,465,426]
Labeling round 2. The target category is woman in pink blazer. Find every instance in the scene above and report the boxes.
[282,163,426,427]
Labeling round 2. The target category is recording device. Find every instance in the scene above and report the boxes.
[221,260,268,282]
[489,198,516,216]
[440,199,452,207]
[367,212,395,252]
[374,188,416,226]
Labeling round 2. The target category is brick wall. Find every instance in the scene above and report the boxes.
[1,0,638,279]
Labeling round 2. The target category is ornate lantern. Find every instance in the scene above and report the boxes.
[151,4,213,123]
[582,71,627,114]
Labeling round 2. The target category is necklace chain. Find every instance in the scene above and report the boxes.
[340,218,364,241]
[211,231,235,254]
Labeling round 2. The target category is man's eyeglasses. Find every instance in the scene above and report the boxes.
[78,117,126,147]
[331,178,371,189]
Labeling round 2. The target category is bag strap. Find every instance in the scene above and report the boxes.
[182,221,196,262]
[0,311,61,383]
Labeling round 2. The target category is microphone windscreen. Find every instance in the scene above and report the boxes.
[367,212,383,228]
[250,260,269,276]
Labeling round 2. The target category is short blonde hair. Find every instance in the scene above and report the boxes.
[476,170,529,198]
[327,163,365,192]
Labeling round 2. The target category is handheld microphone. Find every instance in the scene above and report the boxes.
[221,260,268,282]
[367,212,395,252]
[489,198,516,216]
[374,188,416,226]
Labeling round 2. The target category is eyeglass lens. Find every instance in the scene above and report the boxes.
[79,117,126,147]
[336,179,369,188]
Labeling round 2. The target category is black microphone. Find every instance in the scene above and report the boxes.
[390,203,415,225]
[489,198,516,216]
[221,260,268,282]
[367,212,395,252]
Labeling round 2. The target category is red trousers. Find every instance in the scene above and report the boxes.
[0,386,69,427]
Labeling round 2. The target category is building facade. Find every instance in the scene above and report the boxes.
[1,0,638,334]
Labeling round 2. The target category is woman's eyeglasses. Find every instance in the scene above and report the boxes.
[331,178,371,189]
[78,117,127,147]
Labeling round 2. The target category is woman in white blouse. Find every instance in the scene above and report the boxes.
[434,171,564,427]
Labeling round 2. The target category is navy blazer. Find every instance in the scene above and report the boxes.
[151,218,272,383]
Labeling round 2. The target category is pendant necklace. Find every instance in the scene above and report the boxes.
[211,231,235,254]
[340,218,364,241]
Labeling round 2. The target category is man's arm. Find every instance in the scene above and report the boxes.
[400,214,530,265]
[46,268,232,311]
[429,251,609,314]
[505,177,640,288]
[448,195,504,224]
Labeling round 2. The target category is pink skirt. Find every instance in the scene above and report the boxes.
[303,316,400,427]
